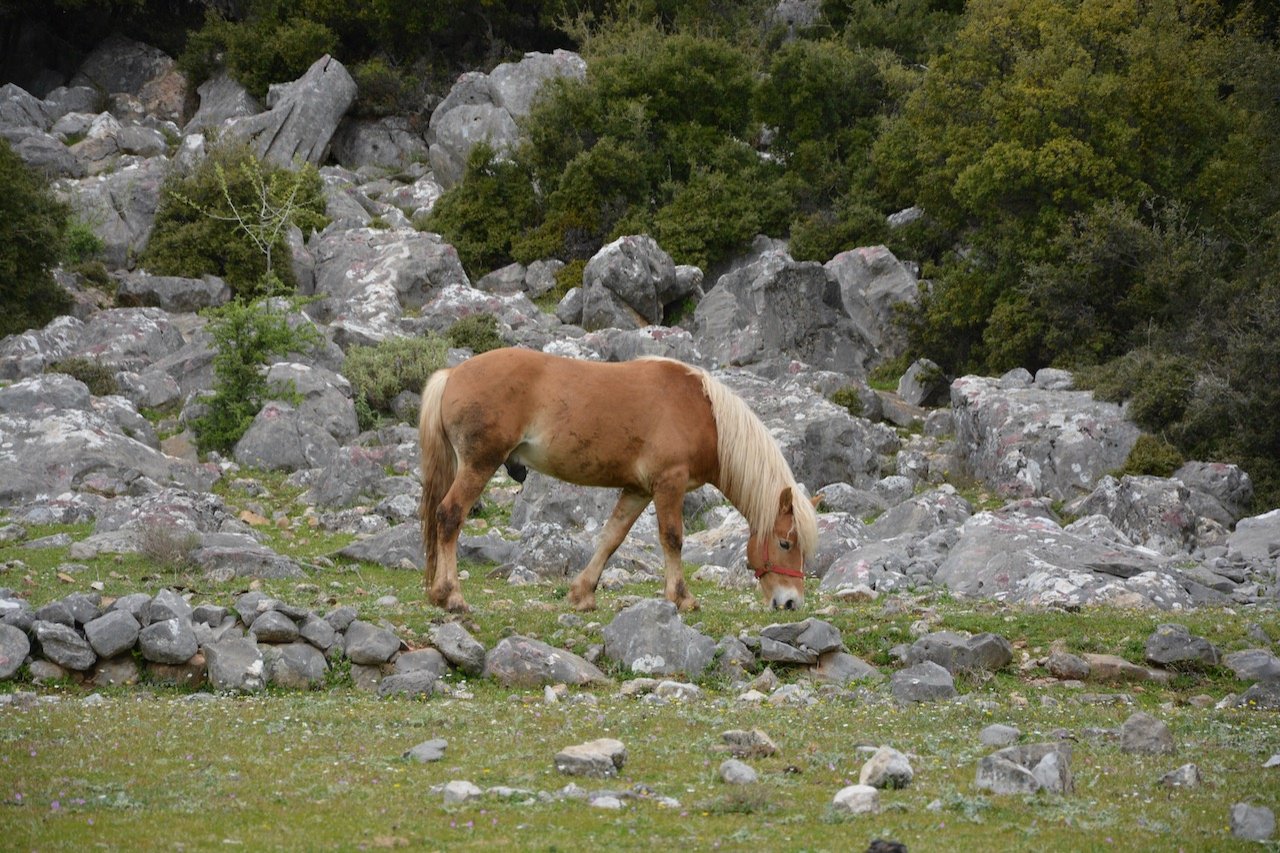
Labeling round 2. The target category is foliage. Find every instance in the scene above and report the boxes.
[0,138,72,338]
[828,385,864,418]
[142,144,327,300]
[1118,434,1185,479]
[423,144,541,278]
[191,298,321,453]
[180,7,337,99]
[445,314,505,354]
[46,357,119,397]
[1076,348,1195,434]
[342,333,448,415]
[62,216,105,266]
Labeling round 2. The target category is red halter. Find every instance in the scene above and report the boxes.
[751,539,805,580]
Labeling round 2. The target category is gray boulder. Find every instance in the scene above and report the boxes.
[190,532,304,580]
[1174,461,1253,522]
[262,642,328,689]
[34,620,96,670]
[70,34,187,123]
[904,631,1013,675]
[1224,649,1280,682]
[138,617,198,664]
[1066,475,1200,555]
[429,622,486,676]
[825,245,918,363]
[976,743,1073,795]
[950,375,1140,501]
[116,273,231,313]
[601,599,716,677]
[233,401,341,472]
[694,250,874,376]
[889,660,957,703]
[483,635,609,687]
[250,611,301,644]
[554,737,626,778]
[185,72,261,134]
[344,620,401,665]
[859,746,913,789]
[205,637,266,692]
[83,611,141,659]
[1144,623,1220,668]
[0,623,32,679]
[223,55,356,168]
[0,82,51,131]
[1232,803,1276,841]
[264,362,359,444]
[1119,712,1175,755]
[331,116,429,170]
[580,235,678,330]
[12,131,85,179]
[56,155,169,269]
[377,670,439,698]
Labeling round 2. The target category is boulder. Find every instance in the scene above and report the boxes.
[204,637,266,692]
[115,273,231,313]
[580,235,678,330]
[0,623,32,680]
[554,737,626,778]
[601,599,716,677]
[185,72,261,134]
[331,116,429,171]
[56,155,169,269]
[1144,623,1220,668]
[949,375,1140,501]
[223,55,356,168]
[889,660,957,703]
[483,635,609,687]
[825,245,918,363]
[976,743,1073,795]
[1066,475,1200,555]
[233,401,342,472]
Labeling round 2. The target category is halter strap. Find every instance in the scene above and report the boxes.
[751,539,806,580]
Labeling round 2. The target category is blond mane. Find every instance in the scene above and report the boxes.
[645,358,818,558]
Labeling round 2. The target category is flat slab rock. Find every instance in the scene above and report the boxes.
[554,738,627,778]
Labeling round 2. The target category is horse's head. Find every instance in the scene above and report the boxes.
[747,486,809,610]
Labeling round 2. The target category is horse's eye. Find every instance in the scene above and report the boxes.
[778,540,791,551]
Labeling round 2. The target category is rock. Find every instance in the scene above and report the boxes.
[331,116,429,170]
[1119,712,1175,755]
[897,358,948,407]
[950,375,1140,501]
[71,35,186,122]
[344,620,401,665]
[138,617,198,664]
[83,610,141,659]
[259,642,326,689]
[694,250,875,375]
[904,630,1013,675]
[889,660,957,703]
[859,746,913,789]
[1225,649,1280,682]
[395,648,449,678]
[721,729,779,759]
[979,724,1021,747]
[376,670,439,698]
[1046,650,1091,680]
[34,620,96,670]
[57,155,169,270]
[204,637,265,692]
[809,651,882,685]
[831,784,880,815]
[148,588,193,624]
[554,738,626,778]
[185,72,261,133]
[976,743,1072,795]
[1231,803,1276,841]
[1144,623,1220,668]
[1174,461,1253,523]
[484,635,609,687]
[826,245,918,363]
[1237,679,1280,710]
[405,738,447,763]
[250,611,301,644]
[1082,653,1160,683]
[190,533,303,580]
[719,759,758,785]
[93,656,141,687]
[1159,763,1202,788]
[147,652,207,688]
[233,401,341,473]
[223,55,355,168]
[442,780,483,805]
[601,599,716,677]
[1067,475,1201,555]
[429,622,486,676]
[580,235,678,330]
[0,623,31,679]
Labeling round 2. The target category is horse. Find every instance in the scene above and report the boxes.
[418,347,819,613]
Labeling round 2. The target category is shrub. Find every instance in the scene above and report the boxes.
[138,523,200,574]
[1076,349,1195,433]
[0,137,72,338]
[142,144,327,300]
[192,298,321,454]
[63,215,105,266]
[342,334,448,415]
[446,314,505,354]
[829,386,864,418]
[1118,434,1184,479]
[47,357,119,397]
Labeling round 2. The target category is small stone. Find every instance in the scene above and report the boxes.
[859,746,913,789]
[831,784,880,815]
[1119,712,1175,755]
[719,758,758,785]
[442,780,482,805]
[979,724,1021,747]
[1046,650,1091,680]
[1159,763,1202,788]
[249,610,300,643]
[721,729,778,759]
[889,660,957,703]
[1231,803,1276,841]
[405,738,447,762]
[554,738,626,778]
[590,795,624,809]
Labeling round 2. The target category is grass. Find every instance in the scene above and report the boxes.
[2,519,1280,850]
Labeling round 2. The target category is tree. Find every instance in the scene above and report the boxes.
[0,138,71,339]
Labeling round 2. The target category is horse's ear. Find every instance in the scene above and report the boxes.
[777,486,794,516]
[810,492,823,510]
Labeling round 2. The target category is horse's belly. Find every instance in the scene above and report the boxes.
[509,438,638,489]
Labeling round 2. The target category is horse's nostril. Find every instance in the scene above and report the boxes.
[784,599,796,610]
[772,601,780,610]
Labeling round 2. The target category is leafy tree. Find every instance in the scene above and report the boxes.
[142,144,327,299]
[0,138,72,338]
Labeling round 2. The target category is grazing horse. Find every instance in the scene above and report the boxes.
[418,347,818,613]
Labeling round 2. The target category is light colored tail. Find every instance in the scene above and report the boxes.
[418,368,455,589]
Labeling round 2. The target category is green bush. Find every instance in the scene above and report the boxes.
[180,9,337,99]
[63,216,105,266]
[829,386,864,418]
[342,334,448,415]
[192,298,321,454]
[445,314,504,354]
[142,145,327,300]
[0,137,72,338]
[1118,434,1184,479]
[1076,349,1195,434]
[47,357,119,397]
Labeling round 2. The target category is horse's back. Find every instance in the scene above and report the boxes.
[443,348,717,489]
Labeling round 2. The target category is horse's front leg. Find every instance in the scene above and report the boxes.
[653,476,697,612]
[569,489,650,611]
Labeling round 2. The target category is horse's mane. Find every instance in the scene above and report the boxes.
[644,358,818,558]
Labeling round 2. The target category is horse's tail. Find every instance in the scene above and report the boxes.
[418,368,455,589]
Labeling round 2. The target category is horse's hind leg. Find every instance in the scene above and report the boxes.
[431,463,498,612]
[652,471,698,611]
[568,488,651,611]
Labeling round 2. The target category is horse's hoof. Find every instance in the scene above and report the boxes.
[445,595,470,614]
[676,596,700,612]
[570,593,597,612]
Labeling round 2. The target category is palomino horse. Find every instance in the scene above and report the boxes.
[418,347,819,613]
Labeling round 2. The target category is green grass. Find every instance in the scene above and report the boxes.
[2,519,1280,850]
